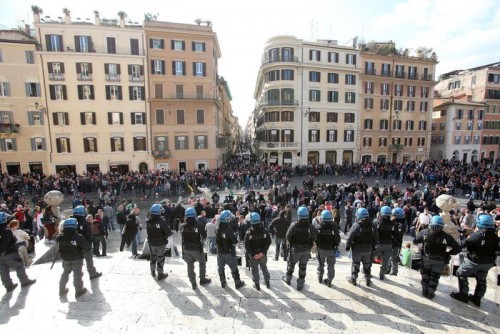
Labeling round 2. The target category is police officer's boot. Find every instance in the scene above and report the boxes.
[157,273,168,281]
[323,279,332,288]
[200,278,212,286]
[346,276,357,286]
[254,281,260,291]
[297,277,305,291]
[468,294,481,307]
[364,268,372,287]
[318,274,323,284]
[265,280,270,289]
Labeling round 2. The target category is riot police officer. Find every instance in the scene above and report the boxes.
[346,207,378,287]
[314,209,341,287]
[413,215,461,299]
[57,218,89,298]
[450,214,500,306]
[181,207,211,289]
[244,212,272,290]
[146,204,172,281]
[0,211,36,292]
[72,205,102,280]
[216,210,245,289]
[283,205,317,291]
[374,206,395,280]
[390,207,407,276]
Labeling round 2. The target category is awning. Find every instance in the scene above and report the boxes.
[284,158,292,163]
[269,158,278,163]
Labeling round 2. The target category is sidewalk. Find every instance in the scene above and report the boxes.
[1,226,498,334]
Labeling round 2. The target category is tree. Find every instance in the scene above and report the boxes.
[94,10,100,17]
[194,18,203,25]
[117,11,127,20]
[144,13,158,22]
[62,8,70,16]
[31,5,43,15]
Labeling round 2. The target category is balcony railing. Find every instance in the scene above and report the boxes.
[258,141,298,148]
[408,72,419,80]
[364,69,376,75]
[258,99,299,109]
[0,124,19,134]
[381,70,392,77]
[152,150,170,158]
[77,73,93,81]
[105,74,121,82]
[261,55,299,65]
[48,73,65,81]
[395,71,405,78]
[129,75,144,82]
[421,74,433,81]
[166,93,215,100]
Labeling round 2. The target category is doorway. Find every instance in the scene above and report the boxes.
[179,162,187,174]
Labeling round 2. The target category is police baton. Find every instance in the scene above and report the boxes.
[50,250,60,270]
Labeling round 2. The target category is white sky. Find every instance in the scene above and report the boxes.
[1,0,499,127]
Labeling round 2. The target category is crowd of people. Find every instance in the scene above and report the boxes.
[0,157,499,306]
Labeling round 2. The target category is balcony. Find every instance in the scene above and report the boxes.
[152,150,170,158]
[421,74,433,81]
[258,141,298,148]
[105,74,121,82]
[77,73,93,81]
[408,72,419,80]
[261,55,299,65]
[395,71,406,79]
[0,123,19,134]
[381,70,392,77]
[364,69,377,75]
[166,93,215,100]
[258,99,299,109]
[48,73,65,81]
[129,75,144,82]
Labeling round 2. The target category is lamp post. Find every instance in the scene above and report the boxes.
[35,101,53,163]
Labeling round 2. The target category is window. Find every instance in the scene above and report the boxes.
[344,130,354,142]
[380,119,389,130]
[266,70,279,82]
[456,122,462,130]
[30,137,46,151]
[380,99,389,110]
[0,111,12,125]
[83,137,98,152]
[392,137,401,145]
[363,137,372,147]
[25,83,41,97]
[404,137,413,147]
[281,111,294,122]
[193,62,206,77]
[381,83,390,95]
[105,63,121,81]
[456,109,463,119]
[393,119,402,130]
[155,136,168,151]
[0,82,10,96]
[282,47,293,61]
[110,137,124,152]
[431,136,437,144]
[464,135,471,144]
[196,110,205,124]
[131,112,146,125]
[309,50,320,61]
[56,137,71,153]
[281,69,294,80]
[152,60,165,75]
[379,137,387,147]
[175,136,188,150]
[345,113,355,123]
[0,49,3,62]
[130,38,139,55]
[395,84,403,96]
[455,136,461,145]
[467,109,474,120]
[45,34,63,52]
[327,130,337,142]
[106,85,122,100]
[195,135,208,149]
[381,63,391,76]
[407,85,416,97]
[25,51,34,64]
[282,129,294,142]
[327,73,339,84]
[133,137,146,151]
[52,112,69,125]
[150,38,164,49]
[365,82,374,94]
[173,61,186,76]
[421,86,429,98]
[417,137,425,146]
[345,74,356,85]
[467,122,472,130]
[395,65,405,78]
[477,122,483,130]
[75,35,92,52]
[77,85,95,100]
[394,100,403,111]
[364,119,373,129]
[474,135,480,144]
[108,112,123,125]
[419,121,427,130]
[156,109,165,125]
[346,54,356,65]
[128,64,144,81]
[365,62,375,75]
[328,52,339,63]
[76,62,93,80]
[0,138,16,151]
[364,98,374,109]
[406,100,415,112]
[408,66,417,79]
[309,130,320,142]
[327,91,338,103]
[327,112,338,122]
[176,85,184,99]
[27,111,44,125]
[129,86,145,100]
[478,109,484,120]
[309,71,321,82]
[80,112,96,125]
[440,122,445,130]
[106,37,116,54]
[345,92,356,103]
[308,111,320,122]
[420,101,428,112]
[172,40,185,51]
[177,110,185,124]
[406,120,414,130]
[48,62,65,80]
[309,90,321,102]
[192,41,205,52]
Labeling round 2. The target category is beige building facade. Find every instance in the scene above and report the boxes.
[0,29,49,175]
[253,36,360,166]
[145,21,235,172]
[358,42,437,163]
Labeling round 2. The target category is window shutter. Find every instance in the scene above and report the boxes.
[74,36,80,52]
[131,113,135,124]
[182,41,185,50]
[88,37,94,52]
[76,63,81,74]
[25,83,30,97]
[161,61,165,75]
[141,87,145,100]
[27,111,34,125]
[36,83,40,96]
[119,113,123,124]
[0,139,5,151]
[90,86,94,99]
[106,86,111,100]
[192,41,195,51]
[108,113,112,124]
[92,113,96,125]
[203,63,206,76]
[139,65,144,75]
[80,113,85,125]
[149,38,153,48]
[128,64,132,75]
[120,138,124,151]
[353,55,357,65]
[62,86,67,100]
[182,62,186,75]
[45,35,52,51]
[193,62,196,76]
[110,138,115,151]
[160,39,164,49]
[118,86,122,100]
[309,50,312,60]
[60,63,65,73]
[142,112,146,123]
[64,112,69,125]
[172,61,175,75]
[30,138,35,151]
[48,62,53,72]
[129,86,133,100]
[104,64,109,74]
[67,139,71,153]
[56,138,61,152]
[150,60,154,74]
[84,138,89,152]
[78,85,83,100]
[53,113,59,125]
[171,40,175,50]
[116,64,121,75]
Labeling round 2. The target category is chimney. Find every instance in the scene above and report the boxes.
[94,11,100,25]
[120,18,125,28]
[24,24,31,37]
[64,9,71,24]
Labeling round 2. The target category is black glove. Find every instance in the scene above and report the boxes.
[345,246,351,252]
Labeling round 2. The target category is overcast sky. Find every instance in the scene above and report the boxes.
[1,0,499,126]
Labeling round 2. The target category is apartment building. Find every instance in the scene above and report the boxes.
[0,29,49,175]
[145,20,234,172]
[435,62,500,162]
[253,36,360,166]
[358,42,437,163]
